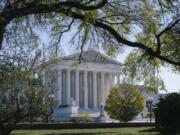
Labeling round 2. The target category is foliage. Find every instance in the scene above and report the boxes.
[24,86,57,122]
[105,85,144,122]
[122,49,166,93]
[0,0,179,92]
[0,54,56,135]
[154,93,180,135]
[0,55,28,135]
[77,112,92,122]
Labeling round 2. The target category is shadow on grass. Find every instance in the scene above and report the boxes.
[139,128,156,133]
[44,133,112,135]
[139,127,159,135]
[11,134,29,135]
[13,131,158,135]
[44,132,134,135]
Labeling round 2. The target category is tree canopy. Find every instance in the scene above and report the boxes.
[0,0,179,91]
[105,85,144,122]
[0,52,56,135]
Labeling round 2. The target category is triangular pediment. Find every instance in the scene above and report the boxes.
[62,50,121,65]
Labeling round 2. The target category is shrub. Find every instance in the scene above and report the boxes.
[77,112,92,122]
[154,93,180,135]
[105,85,144,122]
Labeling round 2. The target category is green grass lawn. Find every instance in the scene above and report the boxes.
[12,127,159,135]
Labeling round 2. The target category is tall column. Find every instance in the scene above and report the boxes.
[75,70,79,106]
[106,73,110,98]
[109,73,113,88]
[93,71,97,109]
[84,70,88,109]
[57,69,62,105]
[112,74,115,86]
[67,69,71,105]
[101,72,105,105]
[117,73,120,85]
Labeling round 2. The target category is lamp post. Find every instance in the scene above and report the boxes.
[99,103,105,122]
[100,103,105,117]
[147,96,153,123]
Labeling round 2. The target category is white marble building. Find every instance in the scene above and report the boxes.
[36,50,121,120]
[36,50,161,121]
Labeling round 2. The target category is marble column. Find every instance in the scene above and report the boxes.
[84,70,88,109]
[75,70,79,106]
[67,69,71,105]
[93,71,97,109]
[110,73,114,95]
[109,73,113,88]
[117,73,120,85]
[106,73,110,98]
[101,72,105,105]
[57,69,62,105]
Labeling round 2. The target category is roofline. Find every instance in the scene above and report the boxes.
[34,50,122,69]
[61,50,122,65]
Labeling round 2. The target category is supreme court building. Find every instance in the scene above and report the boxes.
[36,50,158,121]
[36,50,121,120]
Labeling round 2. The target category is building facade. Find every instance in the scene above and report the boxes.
[36,50,159,121]
[36,50,121,120]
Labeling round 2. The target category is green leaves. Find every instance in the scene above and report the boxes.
[0,53,57,135]
[0,0,179,96]
[105,85,144,122]
[123,49,165,93]
[25,88,57,122]
[102,43,124,58]
[84,11,99,25]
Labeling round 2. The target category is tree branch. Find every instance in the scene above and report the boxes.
[66,11,180,66]
[155,19,180,54]
[0,0,107,49]
[0,0,179,67]
[158,19,180,37]
[97,18,128,25]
